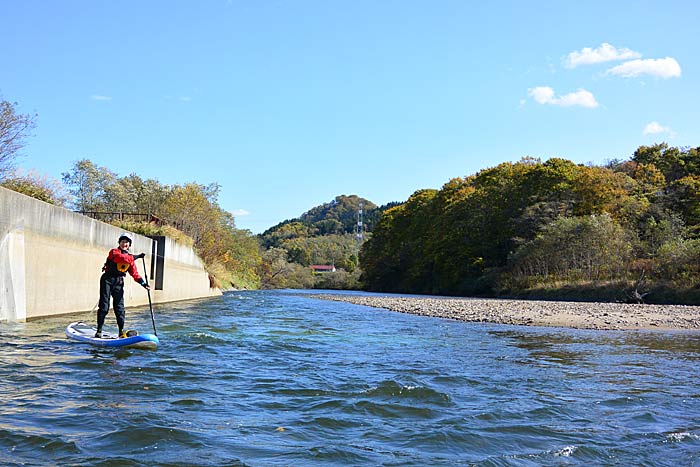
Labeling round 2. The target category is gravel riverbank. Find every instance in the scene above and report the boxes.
[308,294,700,331]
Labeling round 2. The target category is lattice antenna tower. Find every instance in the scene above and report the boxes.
[355,201,364,247]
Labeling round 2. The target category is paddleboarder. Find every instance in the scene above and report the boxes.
[95,234,150,338]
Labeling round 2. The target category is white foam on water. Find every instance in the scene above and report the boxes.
[553,445,578,457]
[666,432,700,442]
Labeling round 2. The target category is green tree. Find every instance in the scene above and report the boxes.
[61,159,117,212]
[633,206,686,260]
[361,189,440,292]
[258,247,295,288]
[666,175,700,228]
[632,144,700,182]
[103,173,171,215]
[361,156,648,295]
[359,203,405,291]
[655,238,700,286]
[506,214,633,284]
[261,221,315,248]
[224,228,262,288]
[315,269,362,290]
[430,158,583,292]
[283,234,359,270]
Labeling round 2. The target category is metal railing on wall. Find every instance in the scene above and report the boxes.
[77,211,167,226]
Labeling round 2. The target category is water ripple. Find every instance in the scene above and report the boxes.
[2,290,700,466]
[362,380,452,405]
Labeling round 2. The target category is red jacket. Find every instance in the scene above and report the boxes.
[104,248,144,283]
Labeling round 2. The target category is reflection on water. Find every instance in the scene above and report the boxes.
[617,332,700,358]
[494,327,700,364]
[1,290,699,466]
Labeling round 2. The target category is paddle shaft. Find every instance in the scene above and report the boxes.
[140,256,157,336]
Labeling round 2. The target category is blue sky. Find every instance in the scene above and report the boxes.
[2,1,698,233]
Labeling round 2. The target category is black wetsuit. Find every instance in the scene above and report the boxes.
[96,248,144,333]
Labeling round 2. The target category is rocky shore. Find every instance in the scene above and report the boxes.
[308,294,700,331]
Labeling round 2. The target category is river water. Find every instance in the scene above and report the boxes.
[1,290,699,466]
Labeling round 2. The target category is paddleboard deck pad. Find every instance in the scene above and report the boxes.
[66,321,159,350]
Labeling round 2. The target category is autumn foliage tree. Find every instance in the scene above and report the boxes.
[61,159,261,289]
[361,146,700,301]
[1,169,67,206]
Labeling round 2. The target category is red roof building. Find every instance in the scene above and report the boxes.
[310,265,336,273]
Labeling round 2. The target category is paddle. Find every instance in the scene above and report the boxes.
[138,254,157,336]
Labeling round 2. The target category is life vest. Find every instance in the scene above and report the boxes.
[104,248,143,283]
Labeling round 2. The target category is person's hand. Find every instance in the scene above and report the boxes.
[142,283,151,290]
[133,253,146,260]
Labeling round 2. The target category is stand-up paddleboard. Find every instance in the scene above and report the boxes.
[66,322,159,350]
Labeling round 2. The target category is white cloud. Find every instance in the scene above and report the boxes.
[606,57,681,78]
[643,121,675,137]
[232,209,250,216]
[529,86,555,104]
[91,94,112,101]
[528,86,599,108]
[564,43,641,68]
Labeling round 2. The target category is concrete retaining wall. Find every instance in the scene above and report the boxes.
[0,186,221,322]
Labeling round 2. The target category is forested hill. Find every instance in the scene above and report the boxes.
[360,144,700,304]
[257,195,398,288]
[261,195,392,246]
